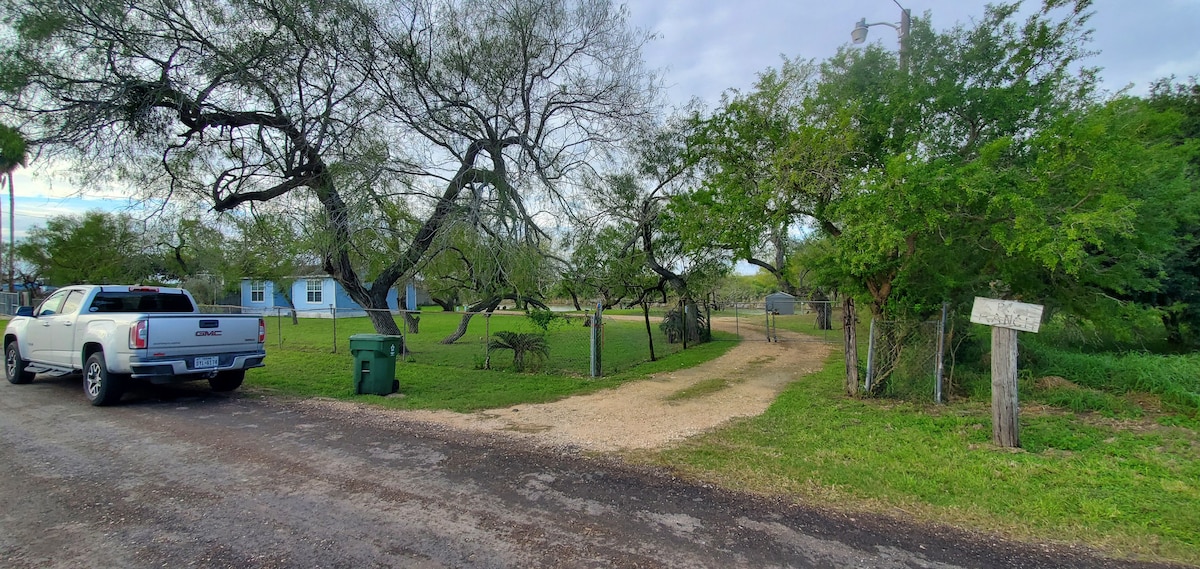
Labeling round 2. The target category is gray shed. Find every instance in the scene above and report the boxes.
[765,291,796,315]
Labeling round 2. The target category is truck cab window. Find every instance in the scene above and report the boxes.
[60,291,85,315]
[36,290,69,317]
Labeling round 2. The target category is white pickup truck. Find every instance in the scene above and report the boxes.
[4,285,266,405]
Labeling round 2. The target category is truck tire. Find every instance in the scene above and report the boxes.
[83,352,124,406]
[5,342,35,384]
[209,370,245,392]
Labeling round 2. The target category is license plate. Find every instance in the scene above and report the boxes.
[194,356,219,369]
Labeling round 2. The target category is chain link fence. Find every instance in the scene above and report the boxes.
[864,308,949,402]
[0,291,22,316]
[246,305,691,377]
[214,296,856,378]
[710,299,844,344]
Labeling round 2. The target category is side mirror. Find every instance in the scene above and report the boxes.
[15,306,33,317]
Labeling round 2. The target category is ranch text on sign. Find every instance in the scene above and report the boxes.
[969,297,1044,333]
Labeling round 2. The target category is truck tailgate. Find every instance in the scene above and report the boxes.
[143,315,262,355]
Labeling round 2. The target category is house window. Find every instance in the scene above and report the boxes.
[306,279,323,303]
[250,281,265,303]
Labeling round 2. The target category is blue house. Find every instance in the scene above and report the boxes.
[240,276,400,318]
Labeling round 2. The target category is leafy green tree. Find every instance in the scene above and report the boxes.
[16,211,157,285]
[587,118,730,346]
[230,211,309,322]
[1,0,657,335]
[679,59,821,297]
[806,1,1100,319]
[423,225,556,344]
[1133,77,1200,345]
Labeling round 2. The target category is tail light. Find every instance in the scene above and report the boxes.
[258,318,266,343]
[129,319,149,349]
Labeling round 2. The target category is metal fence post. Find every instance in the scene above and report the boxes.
[764,308,771,342]
[935,303,948,404]
[330,304,337,353]
[484,312,491,370]
[276,307,282,351]
[734,303,739,338]
[400,310,408,361]
[865,318,877,393]
[590,302,603,377]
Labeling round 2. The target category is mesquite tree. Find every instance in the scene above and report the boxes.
[0,0,657,333]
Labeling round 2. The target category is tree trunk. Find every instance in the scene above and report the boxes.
[843,297,859,397]
[365,308,402,335]
[403,311,420,334]
[569,289,582,311]
[441,297,499,344]
[315,141,499,336]
[642,301,656,362]
[0,179,4,290]
[1163,312,1183,345]
[8,174,13,292]
[431,297,456,311]
[811,288,832,330]
[359,286,401,335]
[443,312,477,345]
[682,299,707,344]
[280,293,299,325]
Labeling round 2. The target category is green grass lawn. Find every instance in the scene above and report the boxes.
[249,310,736,412]
[648,349,1200,565]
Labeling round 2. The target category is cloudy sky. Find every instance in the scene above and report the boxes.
[629,0,1200,106]
[8,0,1200,236]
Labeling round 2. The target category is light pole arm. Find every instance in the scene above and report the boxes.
[851,7,911,73]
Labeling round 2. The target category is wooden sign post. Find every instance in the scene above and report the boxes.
[969,297,1044,448]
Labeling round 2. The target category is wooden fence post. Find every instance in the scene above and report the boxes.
[844,297,859,397]
[991,326,1020,447]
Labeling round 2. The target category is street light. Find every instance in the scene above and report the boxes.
[851,1,912,71]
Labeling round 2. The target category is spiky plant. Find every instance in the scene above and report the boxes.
[487,331,550,372]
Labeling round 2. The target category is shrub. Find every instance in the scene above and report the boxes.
[488,331,550,372]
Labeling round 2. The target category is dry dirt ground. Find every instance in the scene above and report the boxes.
[372,316,832,452]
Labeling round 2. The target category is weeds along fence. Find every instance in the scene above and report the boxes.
[864,307,950,403]
[237,305,690,377]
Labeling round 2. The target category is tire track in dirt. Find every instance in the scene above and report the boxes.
[377,317,832,452]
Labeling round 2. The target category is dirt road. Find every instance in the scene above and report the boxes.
[399,316,832,451]
[1,377,1181,568]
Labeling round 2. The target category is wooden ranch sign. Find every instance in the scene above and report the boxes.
[970,297,1045,448]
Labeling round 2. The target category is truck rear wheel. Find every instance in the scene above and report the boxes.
[5,342,35,384]
[209,370,245,392]
[84,352,124,406]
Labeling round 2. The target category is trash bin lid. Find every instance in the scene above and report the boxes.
[349,333,388,341]
[349,333,403,352]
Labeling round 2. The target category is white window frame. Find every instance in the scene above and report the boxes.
[306,279,323,304]
[250,281,265,303]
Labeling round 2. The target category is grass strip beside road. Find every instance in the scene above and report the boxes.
[649,350,1200,565]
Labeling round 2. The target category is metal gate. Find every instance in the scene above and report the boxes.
[711,300,842,344]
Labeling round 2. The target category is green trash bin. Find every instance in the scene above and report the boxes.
[349,334,403,395]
